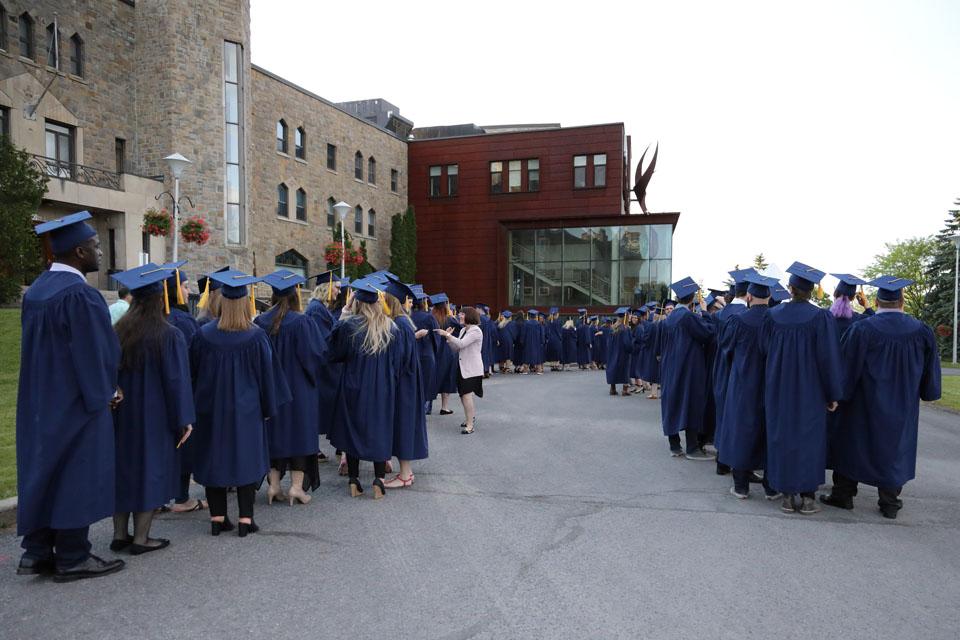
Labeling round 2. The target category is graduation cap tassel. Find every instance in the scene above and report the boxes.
[296,284,302,310]
[378,290,391,315]
[816,283,825,300]
[197,277,210,310]
[163,281,170,315]
[326,280,333,303]
[249,286,256,317]
[174,270,185,306]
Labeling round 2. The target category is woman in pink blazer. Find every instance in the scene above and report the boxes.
[435,306,484,434]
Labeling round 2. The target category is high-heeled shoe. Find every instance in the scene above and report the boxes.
[287,470,312,505]
[266,469,284,505]
[372,478,386,500]
[384,460,394,474]
[237,520,259,538]
[338,457,348,476]
[349,477,363,498]
[210,517,234,536]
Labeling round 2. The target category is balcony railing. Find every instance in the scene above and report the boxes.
[30,154,123,191]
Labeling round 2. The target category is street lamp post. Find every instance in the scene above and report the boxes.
[951,234,960,365]
[333,201,352,280]
[163,153,192,262]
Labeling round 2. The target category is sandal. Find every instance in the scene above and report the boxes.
[383,473,414,489]
[460,421,475,435]
[439,409,454,416]
[171,499,206,513]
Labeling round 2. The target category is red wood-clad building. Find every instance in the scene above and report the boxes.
[408,123,679,313]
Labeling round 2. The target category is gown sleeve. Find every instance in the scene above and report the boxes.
[815,310,844,402]
[294,316,326,388]
[159,328,197,432]
[919,326,942,402]
[684,311,716,344]
[839,321,868,402]
[67,288,120,414]
[258,330,291,420]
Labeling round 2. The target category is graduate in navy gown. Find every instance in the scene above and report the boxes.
[575,309,593,369]
[111,264,196,555]
[16,212,126,581]
[191,270,290,537]
[255,270,326,506]
[431,294,460,415]
[195,266,229,328]
[544,308,563,371]
[658,278,716,459]
[606,308,636,396]
[597,317,612,369]
[477,304,497,377]
[327,280,402,499]
[497,311,517,371]
[828,273,869,338]
[411,286,440,412]
[590,317,607,368]
[379,278,429,488]
[711,269,754,461]
[759,262,843,515]
[637,306,662,398]
[561,318,578,370]
[306,271,344,464]
[821,276,941,519]
[521,309,546,374]
[714,273,782,500]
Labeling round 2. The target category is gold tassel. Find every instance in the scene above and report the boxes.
[296,284,302,310]
[816,283,825,299]
[174,270,185,306]
[249,286,256,317]
[163,281,170,315]
[378,289,390,315]
[198,276,211,310]
[326,280,333,303]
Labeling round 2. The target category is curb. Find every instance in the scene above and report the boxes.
[0,496,16,530]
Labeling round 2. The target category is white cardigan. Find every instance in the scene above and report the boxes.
[441,324,484,379]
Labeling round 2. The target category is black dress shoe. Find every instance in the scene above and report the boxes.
[880,507,899,520]
[439,409,454,416]
[819,494,854,510]
[17,556,55,576]
[748,472,764,484]
[715,463,731,475]
[53,555,125,583]
[109,537,133,552]
[237,521,259,538]
[211,517,235,536]
[129,538,170,555]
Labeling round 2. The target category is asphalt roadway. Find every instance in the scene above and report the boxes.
[1,369,959,640]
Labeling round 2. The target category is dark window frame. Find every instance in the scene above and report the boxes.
[368,209,376,237]
[428,165,442,197]
[593,153,607,187]
[294,127,306,159]
[18,12,34,61]
[277,183,289,217]
[528,158,540,192]
[45,22,59,69]
[573,155,587,189]
[353,205,363,234]
[295,188,307,221]
[69,33,83,77]
[276,119,288,154]
[367,156,376,185]
[327,197,336,228]
[0,106,10,138]
[390,168,399,193]
[490,161,503,194]
[0,5,7,52]
[354,151,363,180]
[326,144,337,171]
[446,164,459,196]
[115,138,126,173]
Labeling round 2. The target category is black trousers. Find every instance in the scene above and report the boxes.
[21,526,91,570]
[346,455,386,480]
[732,469,777,495]
[668,429,700,454]
[206,484,256,519]
[831,471,903,513]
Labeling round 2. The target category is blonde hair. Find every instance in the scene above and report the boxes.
[311,281,339,306]
[218,296,253,332]
[563,319,575,329]
[498,316,511,329]
[386,294,416,331]
[353,300,395,354]
[197,289,222,323]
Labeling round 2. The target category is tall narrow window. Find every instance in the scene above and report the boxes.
[0,106,9,138]
[368,209,376,237]
[108,229,117,271]
[354,205,363,234]
[428,166,441,197]
[354,151,363,180]
[508,160,522,193]
[327,197,336,228]
[528,159,540,192]
[45,23,58,69]
[327,144,336,170]
[593,154,607,187]
[141,231,150,260]
[391,169,399,193]
[367,157,376,184]
[573,155,587,189]
[69,34,83,76]
[224,41,244,244]
[115,138,126,173]
[0,6,7,52]
[447,164,459,196]
[295,127,305,159]
[490,161,503,193]
[295,188,306,221]
[44,121,74,178]
[277,184,289,217]
[18,13,33,60]
[276,120,288,153]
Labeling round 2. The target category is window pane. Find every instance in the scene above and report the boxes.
[619,225,646,260]
[574,167,586,188]
[447,164,458,176]
[528,159,539,170]
[226,164,240,203]
[620,259,651,306]
[448,173,458,196]
[593,154,606,166]
[491,173,503,193]
[227,204,241,244]
[490,161,502,173]
[573,155,587,167]
[510,230,535,269]
[508,160,521,192]
[391,169,398,192]
[368,211,376,237]
[534,263,562,306]
[223,42,239,83]
[563,227,591,262]
[224,84,239,123]
[649,224,672,259]
[595,165,606,187]
[562,261,591,306]
[46,130,57,158]
[535,228,563,263]
[529,170,540,192]
[225,124,239,163]
[429,166,441,176]
[327,144,336,170]
[354,206,363,233]
[511,265,535,308]
[327,199,336,227]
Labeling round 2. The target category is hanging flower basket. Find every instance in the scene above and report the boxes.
[180,215,211,245]
[936,324,952,338]
[142,208,172,237]
[324,242,365,268]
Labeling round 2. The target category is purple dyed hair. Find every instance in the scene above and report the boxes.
[830,295,854,319]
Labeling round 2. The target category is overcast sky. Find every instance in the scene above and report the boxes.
[250,0,960,290]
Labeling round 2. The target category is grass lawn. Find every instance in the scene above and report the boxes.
[943,361,959,370]
[0,309,20,500]
[936,376,960,413]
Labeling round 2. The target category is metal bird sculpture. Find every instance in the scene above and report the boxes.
[633,143,659,213]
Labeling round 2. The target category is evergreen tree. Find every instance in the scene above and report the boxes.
[388,205,417,282]
[923,198,960,357]
[753,253,769,271]
[0,138,47,303]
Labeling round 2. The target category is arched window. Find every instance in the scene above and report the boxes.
[367,209,376,237]
[0,6,8,52]
[354,205,363,234]
[295,188,306,221]
[354,151,363,180]
[295,127,305,159]
[326,197,336,228]
[69,33,83,77]
[367,157,376,185]
[276,120,288,153]
[18,13,34,60]
[45,22,58,68]
[277,183,289,217]
[275,249,308,277]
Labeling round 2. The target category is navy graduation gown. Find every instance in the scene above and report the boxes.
[254,308,326,459]
[759,302,843,493]
[658,306,715,436]
[715,306,769,470]
[480,315,497,372]
[545,319,563,362]
[595,326,610,365]
[168,307,200,345]
[521,319,545,365]
[305,299,340,435]
[190,323,290,487]
[711,303,747,433]
[831,312,940,488]
[392,318,429,460]
[832,311,865,339]
[435,316,461,394]
[412,310,440,398]
[561,325,578,365]
[605,327,636,385]
[114,327,195,512]
[576,322,593,366]
[326,317,401,461]
[630,324,644,379]
[16,270,120,535]
[498,320,517,362]
[637,321,661,383]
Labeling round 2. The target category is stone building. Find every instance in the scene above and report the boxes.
[0,0,409,291]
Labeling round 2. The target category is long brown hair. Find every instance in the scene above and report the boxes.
[431,302,450,328]
[386,293,416,331]
[115,289,168,370]
[268,290,301,335]
[218,296,253,332]
[197,289,222,323]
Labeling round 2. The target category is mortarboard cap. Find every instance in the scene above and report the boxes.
[729,268,758,296]
[409,284,428,301]
[670,276,700,298]
[615,306,629,316]
[110,263,170,298]
[577,308,587,314]
[771,283,790,303]
[368,270,398,283]
[312,270,340,287]
[160,260,189,284]
[210,269,262,299]
[429,293,449,306]
[549,307,559,315]
[528,309,539,316]
[785,261,825,292]
[743,272,779,298]
[382,276,414,302]
[664,299,677,308]
[502,310,513,318]
[868,275,913,302]
[831,273,867,298]
[349,278,385,304]
[35,211,98,255]
[262,269,306,294]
